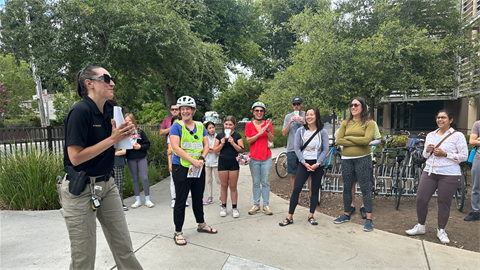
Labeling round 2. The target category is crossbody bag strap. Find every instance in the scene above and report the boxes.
[427,130,456,158]
[300,129,320,152]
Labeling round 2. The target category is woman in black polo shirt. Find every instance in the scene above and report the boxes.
[58,66,143,269]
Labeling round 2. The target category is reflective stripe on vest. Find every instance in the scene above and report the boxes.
[178,120,204,167]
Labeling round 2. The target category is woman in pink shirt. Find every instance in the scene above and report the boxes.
[406,109,468,244]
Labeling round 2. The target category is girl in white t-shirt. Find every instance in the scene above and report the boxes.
[279,107,329,226]
[203,121,220,205]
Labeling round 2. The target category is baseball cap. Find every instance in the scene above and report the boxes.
[292,97,303,104]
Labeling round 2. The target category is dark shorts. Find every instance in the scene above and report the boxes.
[218,157,239,171]
[287,151,299,175]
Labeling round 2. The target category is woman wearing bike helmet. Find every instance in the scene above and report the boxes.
[245,102,275,215]
[406,109,468,244]
[169,96,217,245]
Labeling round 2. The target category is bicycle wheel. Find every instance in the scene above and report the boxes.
[275,152,289,178]
[318,177,323,206]
[413,167,423,194]
[394,168,404,209]
[454,172,466,212]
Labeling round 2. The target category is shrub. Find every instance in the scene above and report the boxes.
[142,127,168,171]
[0,147,63,210]
[3,116,42,128]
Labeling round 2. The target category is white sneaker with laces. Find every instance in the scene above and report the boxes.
[171,199,175,208]
[145,201,155,208]
[406,224,426,235]
[232,208,240,218]
[131,201,141,209]
[220,206,227,217]
[437,228,450,244]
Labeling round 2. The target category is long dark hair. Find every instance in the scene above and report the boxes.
[436,109,457,129]
[304,107,324,131]
[171,115,180,125]
[347,96,370,125]
[75,66,101,98]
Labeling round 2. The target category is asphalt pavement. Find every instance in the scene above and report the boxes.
[1,147,479,269]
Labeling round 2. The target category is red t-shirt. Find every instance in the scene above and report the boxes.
[245,121,274,161]
[161,116,173,147]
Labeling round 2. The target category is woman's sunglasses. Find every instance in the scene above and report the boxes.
[189,130,199,140]
[350,103,361,108]
[89,74,115,84]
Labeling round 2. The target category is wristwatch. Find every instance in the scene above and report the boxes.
[316,163,321,167]
[199,156,205,161]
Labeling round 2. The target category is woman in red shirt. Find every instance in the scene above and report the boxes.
[245,102,274,215]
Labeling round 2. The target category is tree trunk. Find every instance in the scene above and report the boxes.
[369,96,375,120]
[162,85,176,117]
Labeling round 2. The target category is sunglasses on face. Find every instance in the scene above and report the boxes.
[171,108,179,111]
[254,109,264,113]
[292,103,301,106]
[89,74,115,84]
[189,130,199,140]
[437,116,448,120]
[350,103,361,108]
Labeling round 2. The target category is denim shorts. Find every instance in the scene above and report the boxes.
[287,151,299,175]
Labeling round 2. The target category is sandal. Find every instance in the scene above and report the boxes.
[308,216,318,226]
[197,223,218,234]
[174,232,187,246]
[279,217,293,227]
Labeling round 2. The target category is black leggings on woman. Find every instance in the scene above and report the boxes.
[289,160,325,214]
[172,164,206,232]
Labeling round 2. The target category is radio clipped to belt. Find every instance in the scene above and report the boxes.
[90,177,103,211]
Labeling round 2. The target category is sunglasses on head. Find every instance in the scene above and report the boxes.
[189,130,199,140]
[89,74,115,84]
[350,103,361,108]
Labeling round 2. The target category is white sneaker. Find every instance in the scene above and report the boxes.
[220,206,227,217]
[171,199,175,208]
[186,201,190,207]
[232,208,240,218]
[406,224,426,235]
[437,228,450,244]
[131,201,141,209]
[145,201,155,208]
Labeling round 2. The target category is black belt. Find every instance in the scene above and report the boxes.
[67,172,112,183]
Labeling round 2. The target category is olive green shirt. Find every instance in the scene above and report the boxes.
[336,120,375,157]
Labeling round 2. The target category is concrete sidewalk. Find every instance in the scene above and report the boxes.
[1,147,479,269]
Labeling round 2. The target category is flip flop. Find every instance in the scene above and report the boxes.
[308,216,318,226]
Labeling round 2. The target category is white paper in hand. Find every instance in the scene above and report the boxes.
[113,106,133,149]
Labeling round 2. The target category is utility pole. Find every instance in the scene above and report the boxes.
[25,1,47,126]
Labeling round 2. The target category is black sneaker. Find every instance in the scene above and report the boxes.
[349,206,356,215]
[360,207,366,219]
[464,212,480,221]
[123,205,128,211]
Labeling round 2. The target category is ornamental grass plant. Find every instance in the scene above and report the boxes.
[0,147,63,210]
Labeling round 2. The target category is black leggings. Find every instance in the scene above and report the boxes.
[289,160,324,214]
[172,164,205,232]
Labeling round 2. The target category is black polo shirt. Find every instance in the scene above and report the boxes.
[63,96,114,176]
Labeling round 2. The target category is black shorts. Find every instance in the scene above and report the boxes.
[218,157,239,171]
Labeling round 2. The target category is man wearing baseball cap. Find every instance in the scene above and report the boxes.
[282,97,309,189]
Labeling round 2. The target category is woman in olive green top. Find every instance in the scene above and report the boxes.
[333,97,375,232]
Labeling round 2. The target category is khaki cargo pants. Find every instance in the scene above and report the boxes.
[58,176,143,270]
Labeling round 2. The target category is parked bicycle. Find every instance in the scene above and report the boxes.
[318,140,342,205]
[455,162,470,212]
[275,151,288,178]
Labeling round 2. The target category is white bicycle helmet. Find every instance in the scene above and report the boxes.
[177,96,196,109]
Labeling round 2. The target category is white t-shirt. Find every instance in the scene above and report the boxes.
[302,130,321,160]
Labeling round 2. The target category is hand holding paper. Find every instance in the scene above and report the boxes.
[113,106,133,149]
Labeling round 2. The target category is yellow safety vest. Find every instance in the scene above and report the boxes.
[177,120,204,167]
